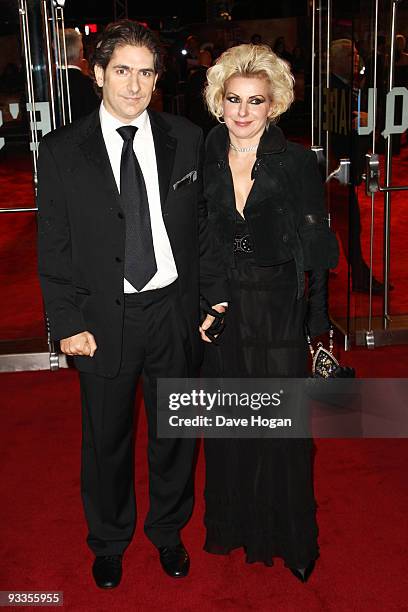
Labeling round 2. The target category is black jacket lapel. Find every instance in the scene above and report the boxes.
[148,109,177,210]
[78,110,122,209]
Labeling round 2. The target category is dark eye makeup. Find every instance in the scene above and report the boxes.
[225,95,266,105]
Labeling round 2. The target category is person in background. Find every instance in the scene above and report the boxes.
[250,33,262,45]
[273,36,293,65]
[202,44,339,582]
[184,34,202,72]
[291,45,305,73]
[186,47,217,135]
[330,38,386,293]
[59,28,99,121]
[396,33,408,65]
[365,35,387,143]
[393,34,408,152]
[157,45,180,113]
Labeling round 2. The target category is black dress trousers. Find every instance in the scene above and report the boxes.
[79,282,197,556]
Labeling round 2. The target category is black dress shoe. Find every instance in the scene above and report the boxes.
[92,555,122,589]
[158,544,190,578]
[288,560,315,583]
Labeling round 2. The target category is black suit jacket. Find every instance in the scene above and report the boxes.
[37,108,228,377]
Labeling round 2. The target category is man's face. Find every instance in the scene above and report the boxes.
[353,46,360,78]
[94,44,158,123]
[332,42,360,81]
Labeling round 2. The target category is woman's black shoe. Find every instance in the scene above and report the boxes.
[288,560,316,583]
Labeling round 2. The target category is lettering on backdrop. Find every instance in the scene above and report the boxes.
[318,87,408,138]
[0,102,51,151]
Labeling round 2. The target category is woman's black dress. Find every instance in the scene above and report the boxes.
[203,212,319,568]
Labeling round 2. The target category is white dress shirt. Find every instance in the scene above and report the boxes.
[99,102,178,293]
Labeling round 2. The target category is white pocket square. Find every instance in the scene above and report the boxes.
[172,170,197,191]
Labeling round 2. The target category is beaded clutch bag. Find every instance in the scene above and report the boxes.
[307,327,355,378]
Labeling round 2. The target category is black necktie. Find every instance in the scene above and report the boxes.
[117,125,157,291]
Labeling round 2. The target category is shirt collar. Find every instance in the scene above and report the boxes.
[99,102,149,138]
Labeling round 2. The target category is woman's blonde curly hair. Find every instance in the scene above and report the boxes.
[204,44,294,124]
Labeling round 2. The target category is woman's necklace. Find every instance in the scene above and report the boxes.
[229,142,259,153]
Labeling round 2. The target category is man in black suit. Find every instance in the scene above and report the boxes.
[59,28,99,121]
[329,39,384,293]
[37,21,228,588]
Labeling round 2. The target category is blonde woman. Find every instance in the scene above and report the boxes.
[202,45,339,582]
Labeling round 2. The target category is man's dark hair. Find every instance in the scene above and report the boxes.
[91,20,162,75]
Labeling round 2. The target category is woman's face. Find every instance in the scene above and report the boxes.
[222,75,273,142]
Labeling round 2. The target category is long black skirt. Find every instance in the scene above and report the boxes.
[203,257,319,568]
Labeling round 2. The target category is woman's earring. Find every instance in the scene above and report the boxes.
[218,116,225,124]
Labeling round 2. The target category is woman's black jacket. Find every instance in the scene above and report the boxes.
[203,123,339,338]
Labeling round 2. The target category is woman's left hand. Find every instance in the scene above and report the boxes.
[200,304,227,343]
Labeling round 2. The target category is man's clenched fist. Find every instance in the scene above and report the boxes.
[60,331,97,357]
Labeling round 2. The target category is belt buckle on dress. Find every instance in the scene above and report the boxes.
[233,234,254,253]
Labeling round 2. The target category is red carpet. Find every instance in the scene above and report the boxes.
[1,143,407,609]
[1,349,408,610]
